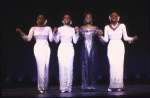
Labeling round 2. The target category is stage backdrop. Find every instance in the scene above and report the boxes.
[1,0,149,86]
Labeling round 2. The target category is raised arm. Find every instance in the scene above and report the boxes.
[48,27,53,42]
[16,27,34,42]
[53,27,60,43]
[99,26,109,43]
[73,26,79,44]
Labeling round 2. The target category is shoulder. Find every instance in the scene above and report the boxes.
[68,26,74,29]
[104,25,109,29]
[94,25,99,29]
[30,26,36,30]
[45,26,52,30]
[58,26,64,29]
[119,23,126,27]
[80,26,84,29]
[79,26,84,31]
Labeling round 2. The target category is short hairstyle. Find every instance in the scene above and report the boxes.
[62,14,72,20]
[83,12,93,19]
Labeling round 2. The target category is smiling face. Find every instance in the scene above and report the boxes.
[84,14,92,24]
[37,15,45,25]
[63,15,71,25]
[110,12,119,23]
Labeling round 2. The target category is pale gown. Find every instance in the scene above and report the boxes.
[22,26,53,91]
[53,25,79,92]
[99,24,134,88]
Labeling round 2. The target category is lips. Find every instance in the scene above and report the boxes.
[112,19,116,21]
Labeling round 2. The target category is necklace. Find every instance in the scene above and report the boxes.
[111,23,118,28]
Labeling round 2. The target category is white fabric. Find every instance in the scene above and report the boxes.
[100,24,134,88]
[22,26,53,91]
[53,25,79,91]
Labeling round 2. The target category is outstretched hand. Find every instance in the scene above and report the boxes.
[133,35,138,40]
[16,28,25,36]
[98,29,103,37]
[74,26,79,33]
[16,28,22,33]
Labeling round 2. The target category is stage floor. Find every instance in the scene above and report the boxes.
[2,84,150,97]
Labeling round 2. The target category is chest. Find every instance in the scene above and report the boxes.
[59,27,74,37]
[34,27,49,35]
[107,26,123,36]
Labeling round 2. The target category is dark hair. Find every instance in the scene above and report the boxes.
[109,10,120,16]
[62,14,72,20]
[83,12,93,19]
[37,15,46,20]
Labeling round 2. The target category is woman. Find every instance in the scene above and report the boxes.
[16,15,53,93]
[79,12,103,90]
[53,14,79,93]
[99,12,138,91]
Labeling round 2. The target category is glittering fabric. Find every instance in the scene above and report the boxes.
[79,26,100,89]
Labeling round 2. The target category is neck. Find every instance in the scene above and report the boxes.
[64,24,70,26]
[37,23,44,27]
[111,22,118,26]
[85,23,92,27]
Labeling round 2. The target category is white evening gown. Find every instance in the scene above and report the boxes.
[53,25,79,92]
[100,24,134,89]
[22,26,53,91]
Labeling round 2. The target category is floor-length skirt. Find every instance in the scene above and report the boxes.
[81,42,98,90]
[34,41,50,91]
[107,40,125,89]
[58,42,74,91]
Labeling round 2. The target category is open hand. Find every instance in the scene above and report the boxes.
[98,29,103,37]
[133,35,138,40]
[74,26,79,33]
[53,27,58,34]
[16,28,22,33]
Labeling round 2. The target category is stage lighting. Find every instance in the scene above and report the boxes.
[98,75,102,80]
[17,77,23,81]
[135,74,141,79]
[32,76,37,82]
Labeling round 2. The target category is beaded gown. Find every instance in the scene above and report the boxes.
[53,25,79,92]
[99,24,134,89]
[79,26,100,89]
[22,26,53,91]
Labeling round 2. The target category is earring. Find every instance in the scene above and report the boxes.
[84,20,86,24]
[109,16,111,22]
[43,20,47,26]
[118,16,120,21]
[37,20,38,24]
[70,20,72,25]
[62,20,65,25]
[91,21,93,24]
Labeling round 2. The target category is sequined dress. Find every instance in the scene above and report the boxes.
[79,26,100,89]
[22,26,53,91]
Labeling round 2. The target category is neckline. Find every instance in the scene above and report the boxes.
[34,26,46,27]
[63,25,71,27]
[108,23,120,31]
[82,26,97,32]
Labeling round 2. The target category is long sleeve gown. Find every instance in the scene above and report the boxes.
[99,24,134,89]
[79,26,100,90]
[22,26,53,91]
[53,25,79,92]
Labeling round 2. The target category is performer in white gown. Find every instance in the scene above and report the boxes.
[98,12,138,91]
[53,14,79,93]
[16,15,53,94]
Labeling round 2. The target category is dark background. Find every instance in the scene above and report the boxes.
[1,0,149,88]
